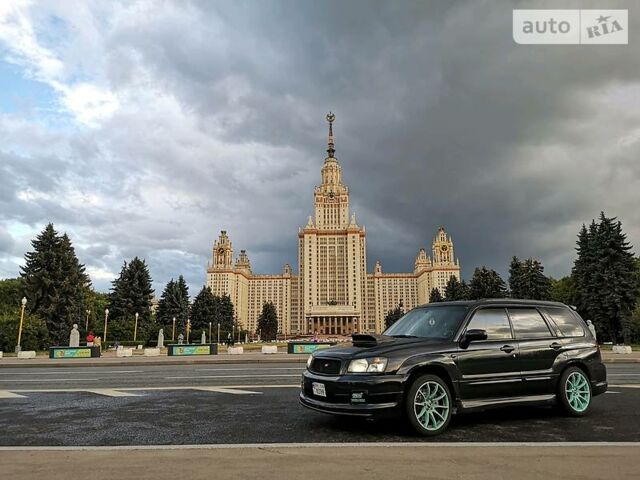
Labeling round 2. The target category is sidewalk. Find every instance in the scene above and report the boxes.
[1,349,638,368]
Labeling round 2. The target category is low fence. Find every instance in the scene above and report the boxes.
[167,343,218,356]
[49,346,101,358]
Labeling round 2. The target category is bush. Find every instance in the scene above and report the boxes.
[0,312,50,352]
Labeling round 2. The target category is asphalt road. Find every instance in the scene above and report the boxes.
[1,362,639,446]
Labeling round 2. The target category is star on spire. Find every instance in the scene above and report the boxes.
[326,112,336,158]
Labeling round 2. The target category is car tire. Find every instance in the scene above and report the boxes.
[405,374,452,436]
[557,366,592,417]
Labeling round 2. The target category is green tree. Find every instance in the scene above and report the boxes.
[257,302,278,341]
[0,278,24,314]
[572,213,637,344]
[216,294,235,341]
[384,301,404,329]
[108,257,154,343]
[190,286,216,333]
[21,224,90,345]
[85,290,110,336]
[429,288,443,303]
[156,276,190,334]
[509,257,552,300]
[508,256,524,297]
[444,276,469,301]
[468,266,507,300]
[0,312,49,352]
[550,276,577,305]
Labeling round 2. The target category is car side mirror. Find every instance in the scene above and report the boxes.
[460,329,488,349]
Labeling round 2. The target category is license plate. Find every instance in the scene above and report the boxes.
[351,391,367,404]
[312,382,326,397]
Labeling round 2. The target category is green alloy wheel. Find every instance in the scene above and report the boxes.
[558,367,592,416]
[406,374,452,436]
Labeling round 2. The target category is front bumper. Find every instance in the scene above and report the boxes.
[299,369,406,417]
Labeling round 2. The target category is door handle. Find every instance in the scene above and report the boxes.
[500,345,515,353]
[550,342,562,350]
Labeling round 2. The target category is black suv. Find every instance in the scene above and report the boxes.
[300,299,607,435]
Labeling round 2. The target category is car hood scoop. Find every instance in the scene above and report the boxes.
[351,333,397,348]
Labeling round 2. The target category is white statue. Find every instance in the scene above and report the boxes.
[69,324,80,347]
[158,328,164,348]
[178,333,184,345]
[201,331,206,344]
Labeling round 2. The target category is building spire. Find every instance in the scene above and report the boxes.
[326,112,336,158]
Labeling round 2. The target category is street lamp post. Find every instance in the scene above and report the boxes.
[85,309,91,332]
[172,317,176,342]
[217,323,220,344]
[15,297,27,353]
[186,319,191,343]
[209,322,212,344]
[104,308,109,346]
[133,312,139,342]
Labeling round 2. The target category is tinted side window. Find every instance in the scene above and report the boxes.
[466,308,512,340]
[508,308,552,339]
[543,307,585,337]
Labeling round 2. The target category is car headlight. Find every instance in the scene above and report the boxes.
[306,354,313,369]
[347,357,388,373]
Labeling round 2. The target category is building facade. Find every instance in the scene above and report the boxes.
[206,114,461,336]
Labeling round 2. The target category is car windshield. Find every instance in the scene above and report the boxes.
[383,305,469,340]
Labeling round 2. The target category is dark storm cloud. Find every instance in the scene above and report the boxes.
[1,0,639,292]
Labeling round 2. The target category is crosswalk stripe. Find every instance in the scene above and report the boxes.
[193,387,261,395]
[85,389,142,397]
[0,390,26,399]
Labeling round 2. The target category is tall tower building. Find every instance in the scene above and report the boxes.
[207,114,461,336]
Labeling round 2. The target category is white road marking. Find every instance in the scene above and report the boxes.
[0,390,26,398]
[195,367,304,372]
[164,374,301,380]
[0,442,638,451]
[85,389,143,397]
[605,391,620,394]
[610,384,640,388]
[0,384,299,397]
[0,378,98,383]
[608,374,640,376]
[193,387,261,395]
[0,370,144,375]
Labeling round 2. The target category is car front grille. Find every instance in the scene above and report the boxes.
[310,357,342,375]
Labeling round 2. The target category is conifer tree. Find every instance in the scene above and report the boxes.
[384,301,404,329]
[108,257,154,342]
[257,302,278,341]
[508,256,524,297]
[429,288,444,303]
[573,213,637,343]
[215,294,236,340]
[156,275,190,333]
[509,257,552,300]
[21,224,90,345]
[468,266,507,300]
[444,276,469,301]
[190,286,216,333]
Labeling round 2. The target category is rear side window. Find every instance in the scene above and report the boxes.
[543,307,585,337]
[466,308,512,340]
[508,308,552,339]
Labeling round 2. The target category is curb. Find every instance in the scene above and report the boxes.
[0,356,308,369]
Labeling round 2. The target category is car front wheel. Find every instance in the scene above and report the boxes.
[558,366,592,416]
[405,374,452,436]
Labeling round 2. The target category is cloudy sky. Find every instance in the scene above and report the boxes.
[0,0,639,295]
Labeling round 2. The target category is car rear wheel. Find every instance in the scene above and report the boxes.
[405,374,452,436]
[558,366,592,416]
